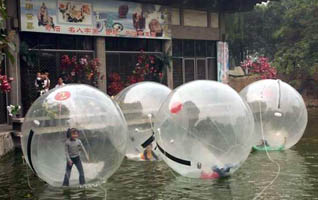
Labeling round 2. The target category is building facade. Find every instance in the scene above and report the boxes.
[1,0,264,122]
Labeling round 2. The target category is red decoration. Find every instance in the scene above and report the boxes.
[60,55,100,87]
[107,72,125,96]
[55,91,71,101]
[107,51,164,96]
[170,102,183,114]
[241,56,277,79]
[0,74,13,93]
[200,171,220,179]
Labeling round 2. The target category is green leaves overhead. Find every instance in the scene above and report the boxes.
[226,0,318,93]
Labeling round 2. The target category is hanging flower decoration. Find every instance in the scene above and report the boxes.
[0,74,13,93]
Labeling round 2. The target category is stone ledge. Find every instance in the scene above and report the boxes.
[0,132,14,158]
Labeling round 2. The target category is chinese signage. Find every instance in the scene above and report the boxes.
[20,0,171,39]
[217,41,229,83]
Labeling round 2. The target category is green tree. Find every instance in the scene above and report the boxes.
[226,0,318,95]
[272,0,318,94]
[225,2,284,66]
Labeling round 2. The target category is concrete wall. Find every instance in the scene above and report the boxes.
[171,25,220,40]
[228,75,259,92]
[170,8,220,40]
[183,9,207,27]
[6,0,22,115]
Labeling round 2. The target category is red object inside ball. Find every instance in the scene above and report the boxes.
[170,102,183,114]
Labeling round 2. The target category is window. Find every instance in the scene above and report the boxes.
[184,9,207,27]
[105,37,163,95]
[21,32,94,50]
[183,40,195,57]
[210,12,219,28]
[171,8,180,25]
[172,39,216,58]
[105,37,162,52]
[38,33,57,49]
[196,40,207,57]
[172,39,182,57]
[197,59,207,79]
[172,39,217,87]
[58,35,75,50]
[173,58,183,88]
[148,39,162,52]
[207,40,216,57]
[208,58,217,80]
[20,32,94,112]
[184,59,195,82]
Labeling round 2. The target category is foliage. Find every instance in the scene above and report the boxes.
[128,52,163,84]
[7,104,20,117]
[0,0,15,93]
[107,51,165,96]
[107,72,125,96]
[20,42,38,68]
[60,55,101,87]
[241,56,277,79]
[272,0,318,80]
[226,0,318,94]
[225,3,283,66]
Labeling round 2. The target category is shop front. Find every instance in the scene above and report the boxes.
[9,0,230,114]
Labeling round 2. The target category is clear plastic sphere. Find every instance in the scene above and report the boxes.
[240,79,308,149]
[114,82,171,161]
[154,80,255,178]
[21,84,128,187]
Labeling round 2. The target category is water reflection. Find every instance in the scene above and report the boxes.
[34,185,107,200]
[160,176,233,200]
[0,110,318,199]
[240,149,310,200]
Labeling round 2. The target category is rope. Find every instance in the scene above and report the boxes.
[23,156,33,190]
[252,99,281,200]
[99,184,107,200]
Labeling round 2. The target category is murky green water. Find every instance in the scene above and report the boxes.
[1,109,318,200]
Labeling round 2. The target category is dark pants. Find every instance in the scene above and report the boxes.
[214,166,231,178]
[62,156,85,186]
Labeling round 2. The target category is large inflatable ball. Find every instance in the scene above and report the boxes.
[21,84,128,187]
[115,82,171,161]
[240,79,307,150]
[154,80,255,178]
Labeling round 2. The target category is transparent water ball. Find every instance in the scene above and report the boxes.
[154,80,255,178]
[21,84,128,187]
[240,79,308,149]
[114,82,171,161]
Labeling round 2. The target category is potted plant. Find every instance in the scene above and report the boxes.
[7,104,23,131]
[7,104,21,118]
